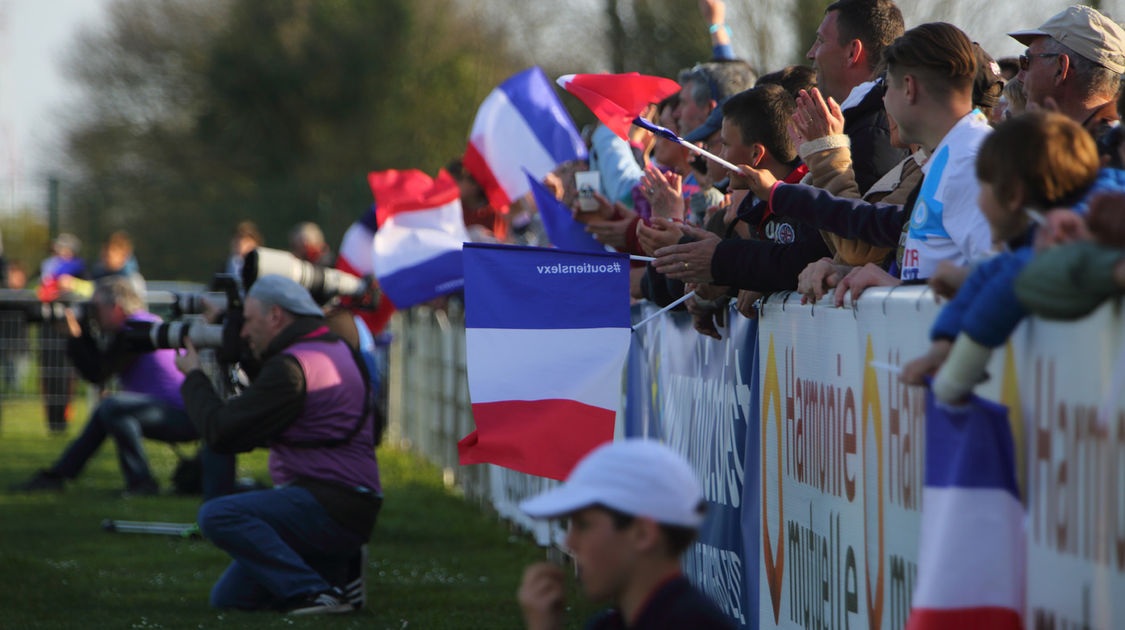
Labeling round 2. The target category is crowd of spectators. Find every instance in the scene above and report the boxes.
[519,0,1125,407]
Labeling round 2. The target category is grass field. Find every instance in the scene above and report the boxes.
[0,398,596,629]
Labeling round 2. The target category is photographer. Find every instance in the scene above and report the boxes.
[10,276,235,497]
[175,275,381,615]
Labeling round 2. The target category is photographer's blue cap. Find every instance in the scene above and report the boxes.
[246,275,324,318]
[683,98,728,143]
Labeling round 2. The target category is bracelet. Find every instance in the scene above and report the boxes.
[709,23,731,37]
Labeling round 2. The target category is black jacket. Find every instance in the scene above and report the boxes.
[708,194,831,293]
[843,83,909,195]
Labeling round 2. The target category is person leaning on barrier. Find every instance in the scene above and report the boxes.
[518,439,735,630]
[10,276,235,497]
[175,274,381,615]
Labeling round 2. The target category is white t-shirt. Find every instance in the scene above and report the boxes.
[900,111,993,281]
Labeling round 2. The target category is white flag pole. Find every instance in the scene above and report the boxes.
[632,291,696,331]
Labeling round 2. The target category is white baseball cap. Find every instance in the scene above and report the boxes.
[519,439,705,528]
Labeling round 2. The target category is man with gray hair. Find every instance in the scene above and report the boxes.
[675,60,756,137]
[176,274,380,615]
[11,276,233,496]
[1010,5,1125,146]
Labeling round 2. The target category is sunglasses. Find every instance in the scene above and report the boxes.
[1018,52,1060,71]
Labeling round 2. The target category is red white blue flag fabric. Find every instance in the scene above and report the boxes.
[907,389,1024,630]
[335,204,396,334]
[524,170,605,254]
[369,169,468,309]
[464,66,587,211]
[556,72,681,140]
[457,243,631,480]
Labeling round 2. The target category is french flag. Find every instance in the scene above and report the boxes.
[464,67,587,211]
[907,390,1024,630]
[557,72,681,140]
[457,243,631,480]
[335,204,396,334]
[524,170,605,254]
[370,169,469,309]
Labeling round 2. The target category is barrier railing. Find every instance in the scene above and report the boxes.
[360,287,1125,629]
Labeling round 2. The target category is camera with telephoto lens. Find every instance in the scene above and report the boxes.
[241,247,369,304]
[119,275,245,364]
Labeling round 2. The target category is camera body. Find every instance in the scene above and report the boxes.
[119,275,246,365]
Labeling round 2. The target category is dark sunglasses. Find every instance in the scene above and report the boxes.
[1018,52,1060,71]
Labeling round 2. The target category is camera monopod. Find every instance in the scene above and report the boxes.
[101,519,201,539]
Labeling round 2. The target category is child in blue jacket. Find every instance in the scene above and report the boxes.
[902,111,1123,402]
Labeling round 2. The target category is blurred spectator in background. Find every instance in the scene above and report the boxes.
[224,220,264,285]
[996,56,1020,81]
[448,157,509,243]
[36,233,87,434]
[289,222,334,266]
[92,230,145,298]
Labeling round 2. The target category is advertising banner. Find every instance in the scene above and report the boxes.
[626,305,759,630]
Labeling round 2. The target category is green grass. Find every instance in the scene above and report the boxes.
[0,399,597,629]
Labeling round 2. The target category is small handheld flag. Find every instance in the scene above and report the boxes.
[556,72,681,140]
[370,169,468,308]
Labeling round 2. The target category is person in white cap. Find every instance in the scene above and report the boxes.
[517,439,734,630]
[1009,5,1125,143]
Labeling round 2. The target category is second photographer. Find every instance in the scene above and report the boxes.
[10,276,236,498]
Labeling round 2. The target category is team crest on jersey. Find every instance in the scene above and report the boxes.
[775,223,796,244]
[911,199,929,228]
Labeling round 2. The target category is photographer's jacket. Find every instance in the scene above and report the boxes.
[180,317,381,539]
[67,310,185,408]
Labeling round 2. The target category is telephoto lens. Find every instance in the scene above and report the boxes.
[242,247,367,303]
[120,319,225,352]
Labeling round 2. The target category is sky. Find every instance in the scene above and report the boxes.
[0,0,111,214]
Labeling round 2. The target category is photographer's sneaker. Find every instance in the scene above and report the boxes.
[343,545,368,610]
[283,587,352,615]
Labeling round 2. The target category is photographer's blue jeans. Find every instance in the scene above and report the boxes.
[50,392,235,498]
[198,486,363,609]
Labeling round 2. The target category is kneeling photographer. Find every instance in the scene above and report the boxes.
[10,276,236,497]
[174,275,381,615]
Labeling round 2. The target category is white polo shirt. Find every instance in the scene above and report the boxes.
[900,111,994,281]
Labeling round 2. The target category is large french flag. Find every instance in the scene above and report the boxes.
[458,243,631,480]
[907,390,1024,630]
[370,169,468,309]
[464,67,587,211]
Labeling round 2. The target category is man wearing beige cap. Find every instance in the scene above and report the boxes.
[1010,5,1125,144]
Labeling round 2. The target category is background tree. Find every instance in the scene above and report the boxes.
[60,0,521,280]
